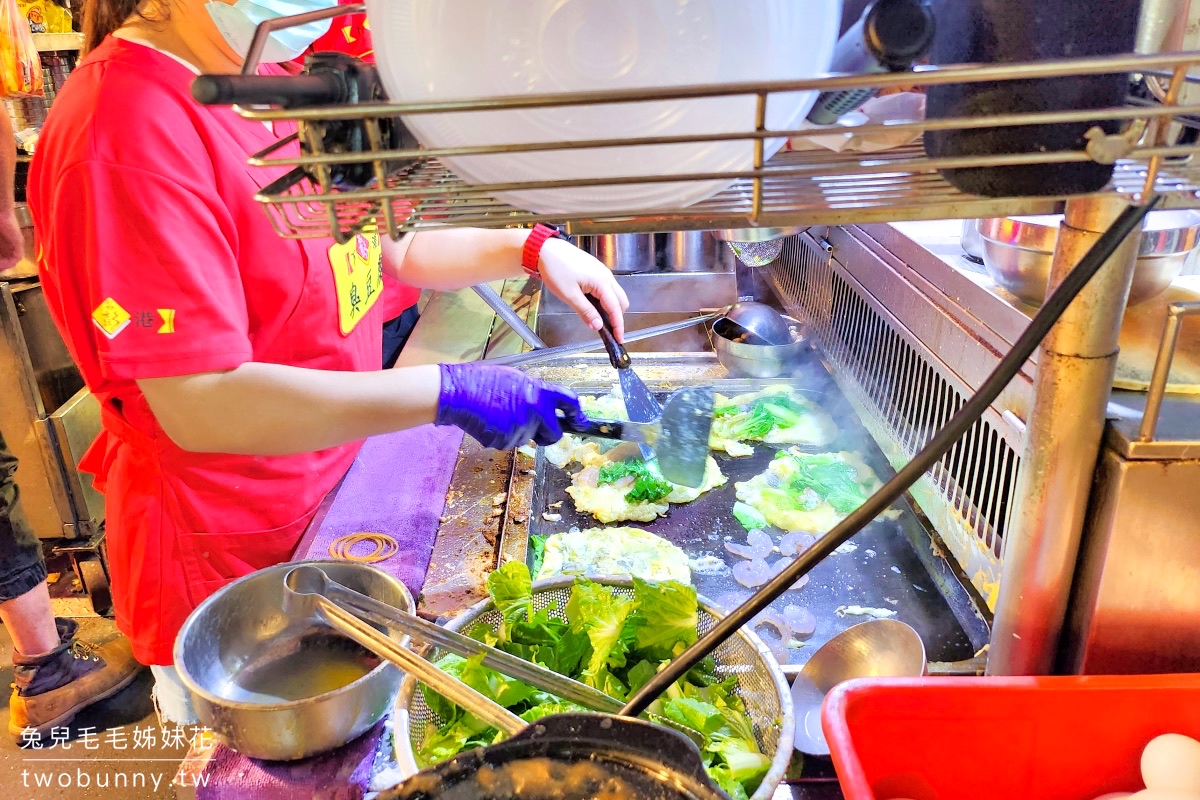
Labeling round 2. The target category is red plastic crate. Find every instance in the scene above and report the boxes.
[823,674,1200,800]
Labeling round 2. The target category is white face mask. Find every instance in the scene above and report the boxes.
[205,0,338,64]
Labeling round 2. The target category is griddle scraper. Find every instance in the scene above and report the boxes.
[561,387,713,488]
[586,297,660,462]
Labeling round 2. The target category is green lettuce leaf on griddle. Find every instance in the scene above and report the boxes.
[597,458,673,504]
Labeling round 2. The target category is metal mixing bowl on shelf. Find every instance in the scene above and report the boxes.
[174,560,413,761]
[711,226,809,268]
[979,210,1200,306]
[393,577,796,800]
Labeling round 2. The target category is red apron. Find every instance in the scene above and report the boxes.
[82,402,313,666]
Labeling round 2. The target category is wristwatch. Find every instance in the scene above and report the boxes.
[521,223,570,277]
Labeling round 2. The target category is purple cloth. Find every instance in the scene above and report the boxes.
[300,424,464,597]
[193,425,463,799]
[195,723,386,800]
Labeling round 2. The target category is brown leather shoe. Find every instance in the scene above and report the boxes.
[8,619,144,740]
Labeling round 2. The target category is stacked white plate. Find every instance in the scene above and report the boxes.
[367,0,841,214]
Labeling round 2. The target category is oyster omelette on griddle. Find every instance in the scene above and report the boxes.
[546,386,841,524]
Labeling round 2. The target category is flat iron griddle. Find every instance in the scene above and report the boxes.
[525,354,990,667]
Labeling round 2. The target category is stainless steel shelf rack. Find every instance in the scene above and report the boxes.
[232,50,1200,242]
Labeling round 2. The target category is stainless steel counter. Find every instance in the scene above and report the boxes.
[868,220,1200,676]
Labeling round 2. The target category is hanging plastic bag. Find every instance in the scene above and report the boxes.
[28,0,74,35]
[0,0,45,98]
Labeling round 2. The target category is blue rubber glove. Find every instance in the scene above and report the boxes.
[434,363,584,450]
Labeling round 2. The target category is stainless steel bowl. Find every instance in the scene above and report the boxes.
[980,210,1200,306]
[175,560,413,761]
[789,619,926,756]
[710,227,809,268]
[712,315,807,378]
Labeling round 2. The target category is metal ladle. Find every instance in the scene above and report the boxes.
[718,301,794,346]
[283,566,617,711]
[789,619,926,756]
[283,567,524,734]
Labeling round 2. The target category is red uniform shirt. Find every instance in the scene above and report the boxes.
[309,0,375,63]
[31,38,395,665]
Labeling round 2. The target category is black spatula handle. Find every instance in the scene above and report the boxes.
[559,413,626,440]
[587,296,631,370]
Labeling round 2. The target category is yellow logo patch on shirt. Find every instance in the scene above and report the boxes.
[92,297,131,340]
[328,228,383,336]
[157,309,176,334]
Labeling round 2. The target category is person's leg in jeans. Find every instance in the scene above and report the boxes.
[0,445,58,653]
[0,432,143,740]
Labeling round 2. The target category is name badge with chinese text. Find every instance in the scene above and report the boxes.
[328,229,383,336]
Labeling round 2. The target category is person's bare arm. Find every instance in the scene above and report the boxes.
[383,228,629,340]
[383,229,528,291]
[0,105,23,271]
[137,363,441,455]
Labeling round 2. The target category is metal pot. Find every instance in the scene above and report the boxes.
[581,233,656,274]
[979,210,1200,306]
[660,231,736,272]
[174,560,413,761]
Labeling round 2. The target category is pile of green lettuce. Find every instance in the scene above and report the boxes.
[416,562,772,800]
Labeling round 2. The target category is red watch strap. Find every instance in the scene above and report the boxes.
[521,224,564,277]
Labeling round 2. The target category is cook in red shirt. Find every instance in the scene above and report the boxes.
[31,0,628,704]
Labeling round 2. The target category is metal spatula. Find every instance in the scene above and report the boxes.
[562,386,713,489]
[585,298,662,460]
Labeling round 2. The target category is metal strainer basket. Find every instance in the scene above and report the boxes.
[393,577,795,800]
